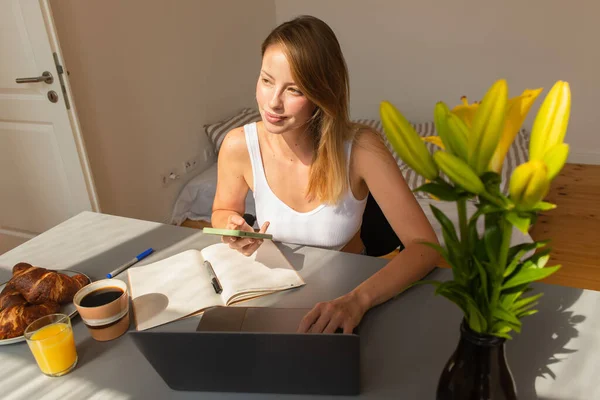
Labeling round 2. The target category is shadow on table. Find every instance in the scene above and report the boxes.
[507,282,585,400]
[358,268,587,399]
[276,243,307,271]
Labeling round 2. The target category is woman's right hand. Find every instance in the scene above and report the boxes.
[222,214,270,257]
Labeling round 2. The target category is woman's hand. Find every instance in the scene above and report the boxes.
[222,214,270,257]
[297,292,368,334]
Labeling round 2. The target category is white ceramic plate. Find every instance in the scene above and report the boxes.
[0,270,90,345]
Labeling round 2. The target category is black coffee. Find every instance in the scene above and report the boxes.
[80,287,123,307]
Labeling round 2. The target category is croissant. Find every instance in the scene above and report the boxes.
[11,264,90,305]
[0,302,60,339]
[12,262,32,275]
[0,282,27,311]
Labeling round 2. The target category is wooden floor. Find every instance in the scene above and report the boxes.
[382,164,600,291]
[183,163,600,291]
[529,163,600,291]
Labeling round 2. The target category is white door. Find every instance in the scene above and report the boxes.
[0,0,98,243]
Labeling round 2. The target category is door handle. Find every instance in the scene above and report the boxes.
[15,71,54,84]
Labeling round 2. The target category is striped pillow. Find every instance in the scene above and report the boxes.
[204,108,261,153]
[353,119,530,197]
[204,110,529,197]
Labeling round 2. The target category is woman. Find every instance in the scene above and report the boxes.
[211,15,439,334]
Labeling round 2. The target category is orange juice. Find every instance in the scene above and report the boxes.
[27,322,77,376]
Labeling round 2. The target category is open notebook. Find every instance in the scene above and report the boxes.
[127,240,305,331]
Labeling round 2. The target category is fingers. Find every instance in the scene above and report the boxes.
[309,311,332,333]
[227,237,255,249]
[221,233,248,246]
[298,302,356,334]
[342,323,354,335]
[297,307,320,333]
[239,239,263,257]
[259,221,270,234]
[222,216,270,256]
[221,235,237,244]
[227,214,247,229]
[299,303,341,334]
[323,317,343,334]
[222,214,252,245]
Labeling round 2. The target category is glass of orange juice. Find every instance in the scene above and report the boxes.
[24,313,78,377]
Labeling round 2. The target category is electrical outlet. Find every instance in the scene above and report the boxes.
[183,156,200,174]
[160,170,180,188]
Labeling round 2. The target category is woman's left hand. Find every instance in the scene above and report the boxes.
[297,292,368,334]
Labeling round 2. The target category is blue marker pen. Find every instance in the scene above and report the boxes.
[106,248,154,278]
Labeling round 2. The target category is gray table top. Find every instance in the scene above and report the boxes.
[0,211,598,400]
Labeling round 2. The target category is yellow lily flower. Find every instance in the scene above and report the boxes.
[490,88,543,173]
[380,101,438,180]
[422,136,445,149]
[451,96,478,128]
[451,88,543,173]
[529,81,571,161]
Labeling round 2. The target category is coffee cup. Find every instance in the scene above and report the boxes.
[73,279,130,341]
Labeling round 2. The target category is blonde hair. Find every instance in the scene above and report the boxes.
[261,16,353,204]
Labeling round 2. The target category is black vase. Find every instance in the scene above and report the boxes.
[437,320,517,400]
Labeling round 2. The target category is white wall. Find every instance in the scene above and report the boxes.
[50,0,276,222]
[276,0,599,164]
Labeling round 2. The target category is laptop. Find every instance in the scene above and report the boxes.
[129,307,360,395]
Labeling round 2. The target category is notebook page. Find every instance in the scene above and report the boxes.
[128,249,223,330]
[200,241,305,305]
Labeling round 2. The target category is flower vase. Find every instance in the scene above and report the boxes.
[436,320,517,400]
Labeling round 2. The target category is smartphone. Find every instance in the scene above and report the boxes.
[202,227,273,240]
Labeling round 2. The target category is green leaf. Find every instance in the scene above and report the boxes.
[434,282,468,315]
[435,281,486,331]
[517,309,539,318]
[414,182,460,201]
[480,171,502,186]
[484,224,502,266]
[523,249,552,268]
[473,257,489,302]
[430,205,463,272]
[407,279,442,290]
[492,321,512,333]
[434,176,456,187]
[419,241,456,269]
[466,301,487,332]
[469,204,503,225]
[532,201,557,211]
[493,305,521,327]
[504,249,528,278]
[500,284,529,311]
[516,302,539,315]
[491,320,518,337]
[503,265,561,290]
[446,244,466,279]
[480,172,502,196]
[506,212,531,234]
[511,293,543,312]
[508,240,549,261]
[493,331,513,340]
[430,205,459,244]
[535,254,550,269]
[504,260,535,282]
[467,220,479,255]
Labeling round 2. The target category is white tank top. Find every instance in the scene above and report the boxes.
[245,122,367,250]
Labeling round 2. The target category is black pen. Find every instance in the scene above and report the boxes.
[204,260,223,294]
